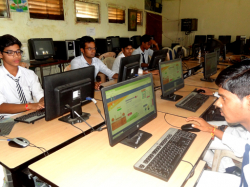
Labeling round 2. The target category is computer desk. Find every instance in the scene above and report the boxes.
[28,112,211,187]
[0,101,105,186]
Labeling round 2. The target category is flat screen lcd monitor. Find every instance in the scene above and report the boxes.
[118,54,140,83]
[43,66,95,124]
[159,59,184,101]
[28,38,55,60]
[194,35,206,44]
[101,74,157,148]
[201,52,217,82]
[148,49,168,70]
[214,47,220,64]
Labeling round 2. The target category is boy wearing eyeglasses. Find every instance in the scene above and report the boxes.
[0,34,44,120]
[71,36,118,89]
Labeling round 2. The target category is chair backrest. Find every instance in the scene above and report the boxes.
[173,45,187,57]
[64,64,71,72]
[99,52,116,61]
[102,57,115,70]
[162,47,175,60]
[19,62,30,69]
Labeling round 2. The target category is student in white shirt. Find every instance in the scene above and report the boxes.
[0,34,44,187]
[71,36,118,89]
[132,34,159,68]
[186,61,250,186]
[0,34,44,119]
[112,41,133,73]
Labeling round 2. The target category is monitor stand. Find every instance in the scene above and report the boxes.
[161,93,183,101]
[59,104,90,125]
[200,77,215,82]
[120,130,152,149]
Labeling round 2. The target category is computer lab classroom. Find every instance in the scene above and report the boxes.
[0,0,250,187]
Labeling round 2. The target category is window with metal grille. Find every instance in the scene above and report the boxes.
[75,1,99,23]
[0,0,9,18]
[108,6,125,24]
[28,0,64,20]
[137,11,143,26]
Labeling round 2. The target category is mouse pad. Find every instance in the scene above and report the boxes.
[0,120,17,136]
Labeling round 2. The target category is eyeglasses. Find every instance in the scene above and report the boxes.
[85,47,97,51]
[2,50,23,56]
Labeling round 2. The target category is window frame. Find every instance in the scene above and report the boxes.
[74,1,100,23]
[108,6,125,24]
[0,0,10,18]
[137,10,143,26]
[28,0,65,21]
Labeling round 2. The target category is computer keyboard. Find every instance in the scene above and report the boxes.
[0,121,16,136]
[14,108,45,124]
[175,92,209,112]
[134,128,196,182]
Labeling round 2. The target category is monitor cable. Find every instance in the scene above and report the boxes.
[0,135,49,157]
[86,97,106,131]
[65,104,95,133]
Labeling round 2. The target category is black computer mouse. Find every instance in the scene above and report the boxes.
[99,85,104,90]
[8,137,30,148]
[197,89,206,94]
[181,124,200,132]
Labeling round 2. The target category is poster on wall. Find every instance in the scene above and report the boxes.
[9,0,28,12]
[128,9,137,31]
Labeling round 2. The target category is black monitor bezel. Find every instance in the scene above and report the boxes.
[117,54,140,82]
[204,52,218,79]
[28,38,55,60]
[148,49,168,70]
[43,66,95,121]
[159,58,184,97]
[101,74,157,147]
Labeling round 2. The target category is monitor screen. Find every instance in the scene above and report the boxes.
[111,37,120,48]
[214,47,220,64]
[148,49,168,70]
[43,66,95,124]
[159,59,184,101]
[28,38,55,60]
[101,74,157,148]
[194,35,206,44]
[118,54,140,82]
[201,52,217,82]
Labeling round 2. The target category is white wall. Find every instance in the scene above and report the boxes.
[162,0,250,47]
[0,0,145,45]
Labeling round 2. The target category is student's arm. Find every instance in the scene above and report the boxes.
[70,58,82,70]
[150,40,159,50]
[186,117,248,157]
[112,73,118,79]
[0,100,44,114]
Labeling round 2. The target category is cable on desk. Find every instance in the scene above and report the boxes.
[164,113,181,129]
[86,97,106,131]
[181,160,195,179]
[154,86,161,91]
[29,143,49,157]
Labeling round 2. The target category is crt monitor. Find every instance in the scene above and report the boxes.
[159,59,184,101]
[117,54,140,83]
[194,35,206,44]
[219,35,231,44]
[28,38,55,60]
[101,74,157,148]
[111,37,120,49]
[43,66,95,124]
[131,35,141,49]
[201,52,217,82]
[148,49,168,70]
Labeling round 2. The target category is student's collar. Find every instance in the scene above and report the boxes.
[2,64,21,78]
[140,46,145,53]
[81,54,92,65]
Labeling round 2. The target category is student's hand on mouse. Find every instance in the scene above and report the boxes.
[186,117,214,133]
[95,82,101,90]
[197,88,213,96]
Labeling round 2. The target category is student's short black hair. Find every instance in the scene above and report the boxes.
[80,36,95,49]
[141,34,151,44]
[0,34,22,52]
[215,61,250,100]
[121,41,133,49]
